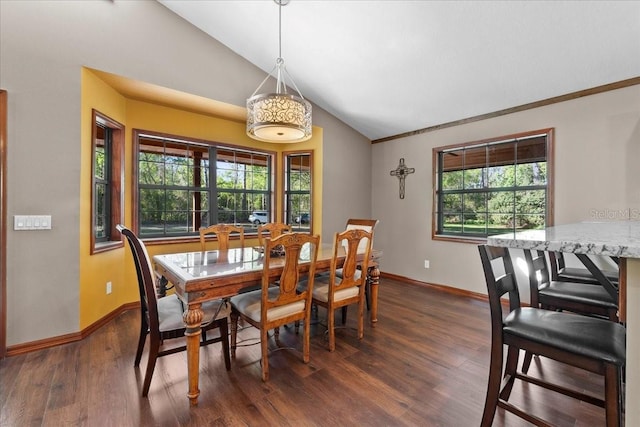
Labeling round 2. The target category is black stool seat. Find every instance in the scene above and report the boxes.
[540,280,618,309]
[559,266,619,285]
[504,307,626,366]
[550,252,619,286]
[527,249,619,322]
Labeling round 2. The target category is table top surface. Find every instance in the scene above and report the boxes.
[487,221,640,258]
[153,244,381,284]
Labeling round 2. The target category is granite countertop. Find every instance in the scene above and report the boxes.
[487,221,640,258]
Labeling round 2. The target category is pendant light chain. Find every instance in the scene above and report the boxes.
[278,0,282,60]
[246,0,312,143]
[276,0,284,94]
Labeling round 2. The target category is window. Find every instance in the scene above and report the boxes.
[91,110,124,253]
[134,131,273,238]
[284,152,312,231]
[433,128,553,241]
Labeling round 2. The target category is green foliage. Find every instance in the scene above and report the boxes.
[138,143,271,235]
[440,161,547,234]
[286,155,312,223]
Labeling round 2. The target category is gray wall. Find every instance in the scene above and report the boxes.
[0,0,371,346]
[315,107,374,233]
[372,85,640,299]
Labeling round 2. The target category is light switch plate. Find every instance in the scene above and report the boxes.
[14,215,52,230]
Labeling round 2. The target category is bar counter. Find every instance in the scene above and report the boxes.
[488,221,640,425]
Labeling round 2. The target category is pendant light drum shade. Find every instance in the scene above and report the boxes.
[247,92,312,142]
[246,0,312,143]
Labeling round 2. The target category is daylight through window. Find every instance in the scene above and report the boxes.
[284,152,312,231]
[135,132,273,238]
[91,110,124,253]
[433,129,554,240]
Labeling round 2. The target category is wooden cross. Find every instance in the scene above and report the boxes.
[390,158,415,199]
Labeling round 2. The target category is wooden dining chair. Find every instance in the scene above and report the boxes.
[344,218,378,248]
[249,223,292,294]
[229,232,319,381]
[342,219,378,265]
[306,227,373,351]
[199,223,245,252]
[337,218,378,320]
[257,222,292,248]
[117,225,231,396]
[478,245,625,427]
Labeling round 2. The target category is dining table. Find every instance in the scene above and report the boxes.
[153,243,382,406]
[487,221,640,425]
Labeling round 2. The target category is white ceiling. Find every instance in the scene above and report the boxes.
[158,0,640,141]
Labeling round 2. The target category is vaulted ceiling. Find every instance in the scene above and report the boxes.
[158,1,640,141]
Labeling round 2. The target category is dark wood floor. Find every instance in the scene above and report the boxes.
[1,278,610,426]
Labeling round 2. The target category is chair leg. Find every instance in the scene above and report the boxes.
[274,326,280,345]
[604,364,623,427]
[357,298,365,340]
[341,306,348,325]
[230,311,238,359]
[481,341,503,427]
[328,307,336,352]
[134,316,148,367]
[499,346,520,401]
[141,338,160,397]
[219,318,231,371]
[365,279,371,311]
[303,313,311,363]
[521,351,534,374]
[260,327,269,382]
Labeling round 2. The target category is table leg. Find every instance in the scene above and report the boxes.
[183,303,203,406]
[368,265,380,326]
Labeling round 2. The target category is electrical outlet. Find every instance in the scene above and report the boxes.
[424,260,430,269]
[106,281,112,294]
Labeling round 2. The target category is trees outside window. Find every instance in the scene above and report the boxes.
[433,129,554,241]
[134,132,273,238]
[91,110,124,253]
[284,152,312,231]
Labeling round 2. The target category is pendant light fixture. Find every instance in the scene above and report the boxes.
[246,0,312,143]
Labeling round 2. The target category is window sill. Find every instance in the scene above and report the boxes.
[432,234,488,245]
[92,240,124,254]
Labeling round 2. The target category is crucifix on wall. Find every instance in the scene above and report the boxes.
[390,158,415,199]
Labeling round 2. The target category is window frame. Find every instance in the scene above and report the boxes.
[432,128,554,243]
[283,151,313,232]
[132,130,275,242]
[90,110,124,254]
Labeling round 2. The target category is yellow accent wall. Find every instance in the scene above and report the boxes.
[79,68,323,329]
[80,69,129,329]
